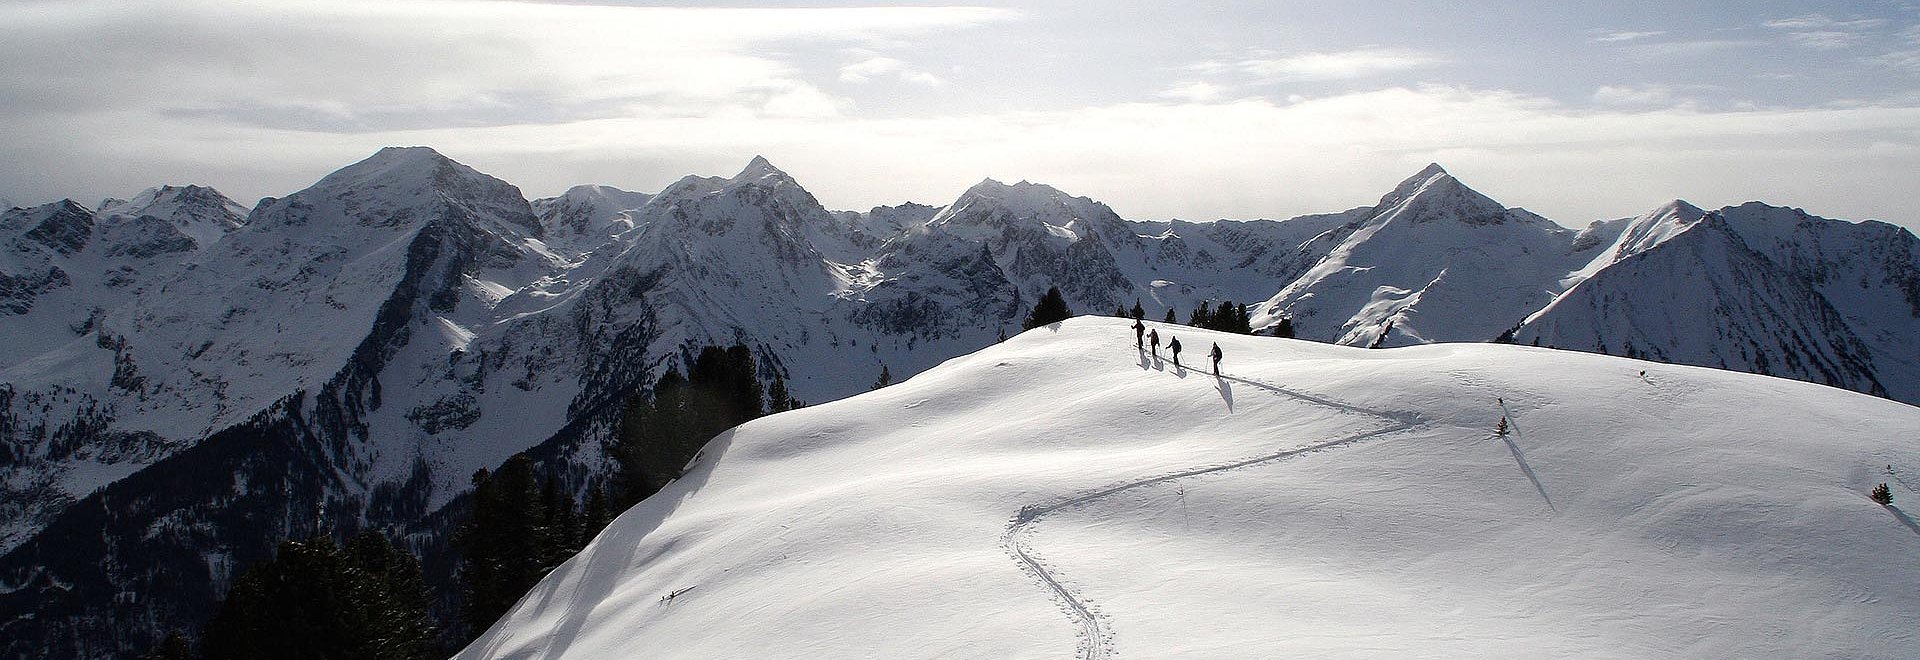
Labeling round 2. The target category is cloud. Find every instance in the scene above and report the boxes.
[1764,14,1889,31]
[0,1,1012,131]
[1591,30,1668,43]
[1157,81,1226,103]
[1615,39,1760,60]
[1874,50,1920,73]
[1193,49,1441,83]
[1786,30,1866,50]
[1764,13,1889,50]
[838,57,944,86]
[1592,85,1677,106]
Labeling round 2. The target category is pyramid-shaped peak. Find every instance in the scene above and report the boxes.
[736,155,787,180]
[1387,162,1457,194]
[1369,163,1525,227]
[1657,199,1706,217]
[320,146,460,183]
[306,146,509,196]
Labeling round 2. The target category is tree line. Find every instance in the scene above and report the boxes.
[150,343,789,659]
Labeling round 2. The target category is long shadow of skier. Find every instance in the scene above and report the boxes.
[1499,431,1556,512]
[1888,505,1920,539]
[1215,373,1234,412]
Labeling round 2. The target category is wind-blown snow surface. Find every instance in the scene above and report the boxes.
[461,318,1920,659]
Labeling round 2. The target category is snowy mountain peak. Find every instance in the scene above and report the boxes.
[1371,163,1528,227]
[13,199,95,255]
[935,178,1121,235]
[95,185,248,250]
[735,155,786,181]
[258,147,540,236]
[533,184,653,245]
[1611,199,1711,257]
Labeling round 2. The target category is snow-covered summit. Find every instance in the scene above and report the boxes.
[1372,163,1548,228]
[258,146,540,236]
[927,178,1129,245]
[1262,164,1576,347]
[532,184,654,252]
[735,154,785,181]
[95,184,248,250]
[462,318,1920,659]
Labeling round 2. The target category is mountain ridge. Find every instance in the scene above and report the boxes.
[2,148,1916,658]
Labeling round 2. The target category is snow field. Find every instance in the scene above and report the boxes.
[466,316,1916,658]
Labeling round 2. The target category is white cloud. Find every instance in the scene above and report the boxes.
[1786,30,1866,50]
[838,57,944,86]
[1157,81,1225,103]
[1874,50,1920,73]
[1592,31,1668,43]
[1592,85,1677,106]
[1194,49,1440,83]
[1764,14,1889,31]
[0,1,1011,130]
[1764,13,1889,50]
[1619,40,1760,60]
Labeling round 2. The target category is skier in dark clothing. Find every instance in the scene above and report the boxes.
[1210,342,1222,375]
[1132,318,1146,348]
[1169,336,1183,368]
[1148,328,1160,357]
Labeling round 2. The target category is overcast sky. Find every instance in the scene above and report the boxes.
[3,0,1918,229]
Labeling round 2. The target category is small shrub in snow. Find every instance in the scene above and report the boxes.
[1871,483,1892,506]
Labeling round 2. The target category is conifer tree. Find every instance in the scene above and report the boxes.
[608,344,767,509]
[1023,286,1072,329]
[456,456,549,636]
[1164,308,1177,323]
[141,632,194,660]
[202,532,435,660]
[1189,301,1211,328]
[1130,299,1145,319]
[767,373,794,413]
[1274,316,1296,339]
[1872,482,1893,505]
[872,364,893,390]
[581,484,612,546]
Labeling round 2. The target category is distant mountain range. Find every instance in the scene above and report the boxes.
[2,147,1915,658]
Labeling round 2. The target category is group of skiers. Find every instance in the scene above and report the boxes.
[1132,318,1223,376]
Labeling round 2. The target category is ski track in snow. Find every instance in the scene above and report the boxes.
[1002,356,1427,660]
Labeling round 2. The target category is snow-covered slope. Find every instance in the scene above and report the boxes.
[462,318,1920,659]
[531,184,653,257]
[1517,202,1920,402]
[6,150,1919,659]
[1260,164,1596,347]
[0,188,250,551]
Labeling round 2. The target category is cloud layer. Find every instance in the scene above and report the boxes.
[2,1,1917,232]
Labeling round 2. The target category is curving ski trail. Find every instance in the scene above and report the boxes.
[1002,368,1426,659]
